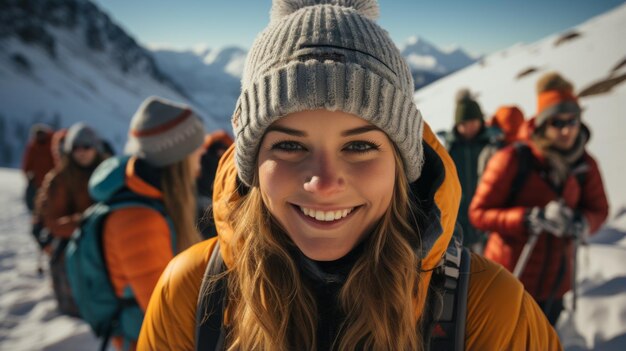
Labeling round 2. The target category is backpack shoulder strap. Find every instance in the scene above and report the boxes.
[506,142,535,205]
[424,236,471,351]
[195,241,227,351]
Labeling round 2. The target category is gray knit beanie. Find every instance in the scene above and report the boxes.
[233,0,424,186]
[124,96,206,167]
[63,122,102,154]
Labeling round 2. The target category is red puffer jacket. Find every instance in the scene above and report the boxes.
[469,142,608,301]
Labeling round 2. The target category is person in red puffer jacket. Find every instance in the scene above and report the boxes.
[470,72,609,325]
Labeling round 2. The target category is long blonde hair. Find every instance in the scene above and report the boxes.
[222,149,423,350]
[161,156,202,253]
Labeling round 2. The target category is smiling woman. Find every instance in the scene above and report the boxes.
[257,110,397,261]
[137,1,562,350]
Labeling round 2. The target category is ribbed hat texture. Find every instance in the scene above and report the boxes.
[535,72,580,128]
[63,122,102,154]
[233,0,424,186]
[454,89,483,125]
[124,96,206,167]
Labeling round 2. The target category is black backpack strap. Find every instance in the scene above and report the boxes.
[99,298,136,351]
[424,237,471,351]
[195,242,228,351]
[506,142,534,205]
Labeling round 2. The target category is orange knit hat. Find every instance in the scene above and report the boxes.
[535,72,580,127]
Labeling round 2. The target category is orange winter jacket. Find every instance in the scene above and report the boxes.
[101,158,176,351]
[138,123,561,350]
[469,140,609,301]
[103,158,175,311]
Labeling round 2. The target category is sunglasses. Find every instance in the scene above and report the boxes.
[547,117,579,129]
[72,144,94,151]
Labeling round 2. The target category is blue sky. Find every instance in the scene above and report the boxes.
[92,0,625,55]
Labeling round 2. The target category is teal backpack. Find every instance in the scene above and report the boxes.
[65,156,174,351]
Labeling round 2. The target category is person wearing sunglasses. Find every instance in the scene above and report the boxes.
[470,72,609,325]
[38,122,107,316]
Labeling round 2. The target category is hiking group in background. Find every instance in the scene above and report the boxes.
[17,1,610,350]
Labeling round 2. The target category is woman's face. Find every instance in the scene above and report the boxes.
[543,112,580,150]
[257,110,396,261]
[71,145,97,167]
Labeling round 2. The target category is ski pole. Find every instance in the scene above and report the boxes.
[571,237,579,311]
[513,231,540,278]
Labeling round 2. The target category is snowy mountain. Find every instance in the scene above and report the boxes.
[414,3,626,220]
[0,0,233,169]
[401,36,477,89]
[150,46,246,127]
[150,36,477,114]
[0,0,475,170]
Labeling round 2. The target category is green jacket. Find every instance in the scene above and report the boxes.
[444,126,502,247]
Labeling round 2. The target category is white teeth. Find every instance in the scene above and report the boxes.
[299,206,354,222]
[315,211,325,221]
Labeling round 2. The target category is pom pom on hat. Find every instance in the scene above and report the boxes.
[270,0,380,22]
[536,72,574,94]
[455,88,473,103]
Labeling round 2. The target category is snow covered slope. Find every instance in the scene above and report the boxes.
[414,3,626,217]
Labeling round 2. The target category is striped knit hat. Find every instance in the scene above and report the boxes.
[233,0,424,186]
[535,72,581,128]
[124,96,205,167]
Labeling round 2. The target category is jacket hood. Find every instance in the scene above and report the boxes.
[89,156,163,202]
[212,122,461,272]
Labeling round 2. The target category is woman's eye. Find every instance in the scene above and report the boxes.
[344,141,380,153]
[271,141,305,153]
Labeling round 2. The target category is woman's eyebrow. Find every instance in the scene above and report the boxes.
[266,125,307,136]
[341,125,381,136]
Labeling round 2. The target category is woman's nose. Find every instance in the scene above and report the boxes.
[303,154,345,196]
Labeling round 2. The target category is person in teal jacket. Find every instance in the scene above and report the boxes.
[443,89,502,252]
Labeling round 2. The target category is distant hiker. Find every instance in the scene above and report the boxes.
[196,130,233,239]
[442,89,502,253]
[21,123,55,212]
[39,123,106,316]
[87,97,205,350]
[31,129,68,268]
[138,1,560,350]
[489,105,525,146]
[469,72,609,325]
